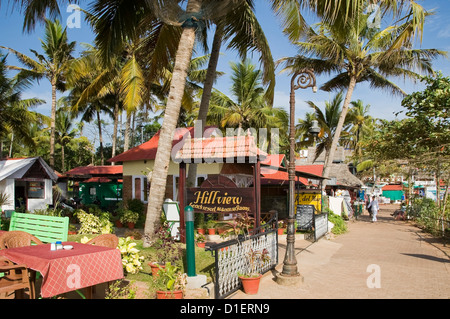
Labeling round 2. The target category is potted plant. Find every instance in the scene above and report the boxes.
[277,220,286,235]
[206,219,216,235]
[195,233,206,248]
[154,262,187,299]
[195,213,206,234]
[120,210,139,229]
[148,225,183,277]
[237,248,271,295]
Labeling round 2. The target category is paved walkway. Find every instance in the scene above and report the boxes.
[229,204,450,299]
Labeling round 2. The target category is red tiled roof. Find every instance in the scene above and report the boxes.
[109,127,218,162]
[260,154,286,168]
[382,184,403,191]
[65,165,123,176]
[174,135,267,162]
[261,163,324,186]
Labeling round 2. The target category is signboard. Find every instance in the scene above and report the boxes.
[296,205,315,230]
[314,213,328,241]
[295,192,321,212]
[187,188,255,215]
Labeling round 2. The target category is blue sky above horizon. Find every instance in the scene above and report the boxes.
[0,0,449,145]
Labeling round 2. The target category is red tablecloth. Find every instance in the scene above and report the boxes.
[0,242,124,298]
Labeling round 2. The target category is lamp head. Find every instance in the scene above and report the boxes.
[309,120,320,136]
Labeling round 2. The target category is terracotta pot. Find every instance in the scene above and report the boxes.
[115,220,123,228]
[278,228,286,235]
[197,228,205,235]
[197,242,206,248]
[127,222,135,229]
[239,274,262,295]
[208,228,216,235]
[149,262,165,277]
[156,290,183,299]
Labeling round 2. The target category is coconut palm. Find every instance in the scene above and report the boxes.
[306,91,352,163]
[0,19,75,168]
[345,99,373,156]
[279,6,445,189]
[55,102,78,172]
[207,60,288,133]
[0,54,46,157]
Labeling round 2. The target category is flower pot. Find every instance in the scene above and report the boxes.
[239,274,262,295]
[208,228,216,235]
[197,228,206,235]
[278,228,286,235]
[127,222,135,229]
[197,242,206,248]
[149,262,165,277]
[156,290,183,299]
[115,220,123,228]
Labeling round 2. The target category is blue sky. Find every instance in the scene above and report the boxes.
[0,0,449,145]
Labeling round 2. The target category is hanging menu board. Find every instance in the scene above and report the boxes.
[296,204,315,230]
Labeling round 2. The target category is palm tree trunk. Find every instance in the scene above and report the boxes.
[187,23,224,187]
[124,111,131,151]
[111,98,119,165]
[61,145,65,172]
[143,0,202,247]
[97,110,104,165]
[50,79,57,168]
[321,75,357,192]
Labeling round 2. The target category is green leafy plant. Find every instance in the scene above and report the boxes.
[153,262,187,292]
[118,237,145,274]
[0,192,11,208]
[195,233,206,243]
[75,209,114,234]
[105,280,137,299]
[120,210,139,224]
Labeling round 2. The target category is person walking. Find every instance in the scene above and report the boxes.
[367,196,379,222]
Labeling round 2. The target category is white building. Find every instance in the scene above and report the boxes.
[0,157,58,213]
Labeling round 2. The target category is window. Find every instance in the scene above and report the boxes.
[132,176,149,203]
[27,181,45,199]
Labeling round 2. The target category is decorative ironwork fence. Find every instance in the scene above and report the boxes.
[206,216,279,299]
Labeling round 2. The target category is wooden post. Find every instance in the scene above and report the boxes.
[254,161,261,229]
[179,162,186,243]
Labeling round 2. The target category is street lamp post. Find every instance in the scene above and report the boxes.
[277,69,317,284]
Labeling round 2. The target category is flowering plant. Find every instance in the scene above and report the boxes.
[118,237,145,274]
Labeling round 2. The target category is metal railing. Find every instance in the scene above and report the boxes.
[206,215,279,299]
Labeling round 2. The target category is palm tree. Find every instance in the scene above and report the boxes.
[207,60,288,132]
[1,19,75,168]
[279,6,445,190]
[55,106,77,172]
[306,91,351,163]
[346,99,373,156]
[0,54,45,157]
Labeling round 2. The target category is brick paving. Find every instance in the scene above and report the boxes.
[230,204,450,299]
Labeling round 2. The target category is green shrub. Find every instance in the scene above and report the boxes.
[328,212,348,235]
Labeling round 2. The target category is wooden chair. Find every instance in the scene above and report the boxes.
[87,234,119,249]
[0,256,34,299]
[0,231,44,249]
